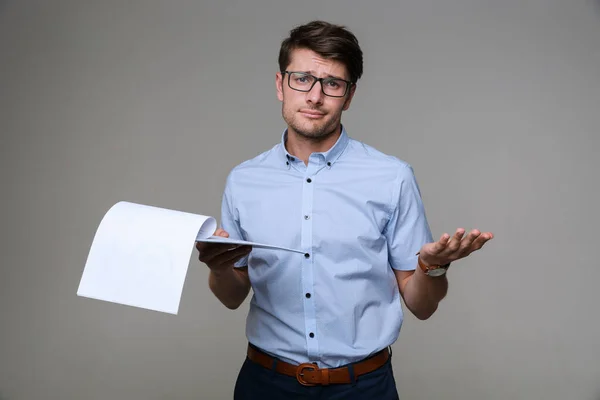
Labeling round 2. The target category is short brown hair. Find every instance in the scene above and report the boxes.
[278,20,363,84]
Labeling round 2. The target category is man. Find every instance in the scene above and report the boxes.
[196,20,493,399]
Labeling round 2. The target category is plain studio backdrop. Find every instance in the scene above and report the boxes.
[1,1,599,399]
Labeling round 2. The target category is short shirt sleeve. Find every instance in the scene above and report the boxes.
[220,172,249,268]
[385,164,434,271]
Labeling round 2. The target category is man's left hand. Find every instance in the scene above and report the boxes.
[418,228,494,267]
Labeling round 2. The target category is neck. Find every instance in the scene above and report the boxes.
[285,125,342,165]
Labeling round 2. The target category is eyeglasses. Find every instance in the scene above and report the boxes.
[283,71,353,98]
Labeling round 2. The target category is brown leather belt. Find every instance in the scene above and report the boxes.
[246,344,390,386]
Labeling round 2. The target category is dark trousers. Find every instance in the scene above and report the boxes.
[233,354,400,400]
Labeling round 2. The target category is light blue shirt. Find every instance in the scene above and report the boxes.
[220,126,433,368]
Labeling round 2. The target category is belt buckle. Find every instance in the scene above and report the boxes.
[296,363,318,386]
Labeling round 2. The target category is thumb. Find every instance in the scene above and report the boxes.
[214,228,229,238]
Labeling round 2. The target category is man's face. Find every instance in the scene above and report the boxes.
[276,48,355,141]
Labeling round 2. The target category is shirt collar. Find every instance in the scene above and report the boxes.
[279,125,350,168]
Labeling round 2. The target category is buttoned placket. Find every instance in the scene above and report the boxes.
[300,154,331,360]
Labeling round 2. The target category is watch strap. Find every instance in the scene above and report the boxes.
[416,252,451,274]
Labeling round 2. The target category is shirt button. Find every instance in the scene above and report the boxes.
[327,162,331,167]
[304,215,310,220]
[306,178,312,183]
[305,293,311,298]
[304,253,310,258]
[309,332,315,338]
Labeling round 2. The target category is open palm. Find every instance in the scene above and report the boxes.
[418,228,493,267]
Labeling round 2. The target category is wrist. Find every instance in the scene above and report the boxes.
[416,253,450,277]
[418,255,434,268]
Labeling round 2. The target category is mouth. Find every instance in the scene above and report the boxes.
[299,109,325,119]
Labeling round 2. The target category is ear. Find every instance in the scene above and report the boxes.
[342,83,356,111]
[276,72,284,102]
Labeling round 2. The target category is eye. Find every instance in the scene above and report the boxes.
[291,73,314,85]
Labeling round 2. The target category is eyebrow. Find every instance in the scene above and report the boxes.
[300,70,346,80]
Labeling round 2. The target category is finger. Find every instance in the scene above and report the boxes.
[457,229,481,255]
[210,245,252,267]
[214,228,229,238]
[196,228,231,255]
[196,228,230,251]
[446,228,466,252]
[196,240,237,255]
[470,232,493,251]
[195,228,230,250]
[431,233,451,254]
[198,243,244,263]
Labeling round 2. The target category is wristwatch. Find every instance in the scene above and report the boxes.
[416,253,451,277]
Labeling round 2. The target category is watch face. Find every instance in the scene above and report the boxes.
[427,267,447,277]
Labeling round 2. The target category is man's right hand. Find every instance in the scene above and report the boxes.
[195,228,252,274]
[196,229,252,309]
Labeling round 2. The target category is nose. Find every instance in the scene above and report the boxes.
[306,81,324,105]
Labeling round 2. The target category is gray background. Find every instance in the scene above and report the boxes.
[1,0,599,399]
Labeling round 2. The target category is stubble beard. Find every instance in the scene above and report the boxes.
[282,104,342,142]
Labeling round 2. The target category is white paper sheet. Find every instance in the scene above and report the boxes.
[77,201,303,314]
[195,236,305,253]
